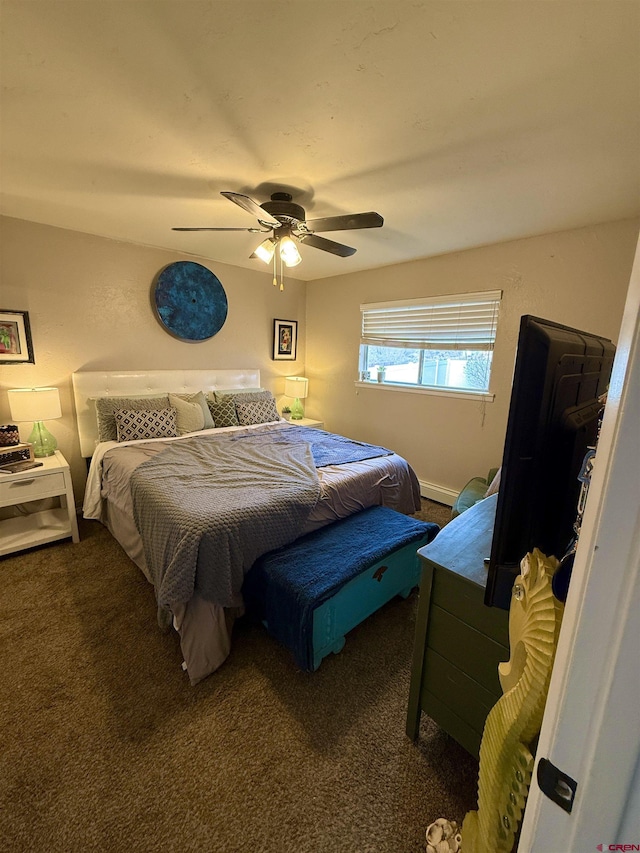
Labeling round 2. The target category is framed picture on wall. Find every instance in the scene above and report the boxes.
[0,310,35,364]
[273,319,297,361]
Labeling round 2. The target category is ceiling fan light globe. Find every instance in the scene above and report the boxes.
[280,236,302,267]
[253,238,276,264]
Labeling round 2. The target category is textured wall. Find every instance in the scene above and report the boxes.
[2,215,637,508]
[304,219,639,497]
[0,216,306,499]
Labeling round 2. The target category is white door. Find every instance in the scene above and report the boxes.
[518,234,640,850]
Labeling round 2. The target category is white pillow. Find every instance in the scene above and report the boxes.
[175,391,215,430]
[169,393,205,435]
[484,468,501,498]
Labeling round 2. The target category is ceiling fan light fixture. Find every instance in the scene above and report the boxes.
[279,236,302,267]
[252,237,276,265]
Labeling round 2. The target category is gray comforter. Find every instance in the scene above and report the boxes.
[131,432,321,610]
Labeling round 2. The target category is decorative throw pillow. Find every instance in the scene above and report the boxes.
[207,397,239,428]
[169,393,205,435]
[95,396,170,442]
[234,390,279,422]
[235,399,280,426]
[114,408,178,442]
[232,389,273,404]
[213,387,264,402]
[484,468,501,498]
[175,391,215,430]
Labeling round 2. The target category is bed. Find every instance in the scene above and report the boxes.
[72,369,422,684]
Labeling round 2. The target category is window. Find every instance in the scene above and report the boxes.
[359,290,501,395]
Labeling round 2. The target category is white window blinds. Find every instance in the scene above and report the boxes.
[360,290,501,351]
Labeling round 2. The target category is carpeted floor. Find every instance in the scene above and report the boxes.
[0,499,478,853]
[411,498,453,530]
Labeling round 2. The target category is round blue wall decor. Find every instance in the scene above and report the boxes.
[154,261,228,341]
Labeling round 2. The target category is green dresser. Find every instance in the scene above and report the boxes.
[406,494,510,759]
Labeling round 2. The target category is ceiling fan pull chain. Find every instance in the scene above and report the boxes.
[280,254,285,291]
[272,250,277,287]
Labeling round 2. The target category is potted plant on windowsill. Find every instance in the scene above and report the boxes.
[376,366,386,383]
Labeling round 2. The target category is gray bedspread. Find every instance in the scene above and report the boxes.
[131,432,321,610]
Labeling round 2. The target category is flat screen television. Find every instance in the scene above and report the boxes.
[485,315,616,610]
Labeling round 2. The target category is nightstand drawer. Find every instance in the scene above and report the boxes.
[0,471,66,504]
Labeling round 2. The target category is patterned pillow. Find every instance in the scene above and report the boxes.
[213,387,264,402]
[95,396,170,442]
[175,391,215,430]
[232,390,274,405]
[168,394,205,435]
[235,399,280,426]
[234,391,279,420]
[207,397,239,428]
[114,408,178,442]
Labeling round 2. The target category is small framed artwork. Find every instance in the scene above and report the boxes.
[273,318,298,361]
[0,310,35,364]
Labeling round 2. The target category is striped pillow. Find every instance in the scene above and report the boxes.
[95,396,170,442]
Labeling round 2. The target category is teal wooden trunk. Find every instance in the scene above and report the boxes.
[308,538,428,670]
[244,506,439,671]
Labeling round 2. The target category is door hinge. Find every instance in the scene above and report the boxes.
[537,757,578,813]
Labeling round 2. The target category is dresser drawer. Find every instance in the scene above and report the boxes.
[428,604,508,694]
[432,565,510,645]
[420,690,484,759]
[0,471,66,504]
[421,647,500,732]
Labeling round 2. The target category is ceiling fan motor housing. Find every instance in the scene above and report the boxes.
[260,192,306,224]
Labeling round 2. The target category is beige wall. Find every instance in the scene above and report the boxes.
[2,215,637,507]
[0,216,306,499]
[305,219,639,497]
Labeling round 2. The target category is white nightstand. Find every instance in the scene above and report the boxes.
[289,417,324,429]
[0,450,80,557]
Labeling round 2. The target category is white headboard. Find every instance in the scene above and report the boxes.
[72,368,261,457]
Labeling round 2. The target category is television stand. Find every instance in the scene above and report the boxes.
[406,494,510,758]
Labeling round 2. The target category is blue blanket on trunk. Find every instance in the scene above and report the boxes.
[243,505,439,670]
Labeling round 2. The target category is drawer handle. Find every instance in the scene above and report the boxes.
[12,479,36,486]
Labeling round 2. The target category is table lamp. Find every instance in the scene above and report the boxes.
[284,376,309,420]
[8,387,62,457]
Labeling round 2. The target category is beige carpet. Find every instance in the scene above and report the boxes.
[0,500,478,853]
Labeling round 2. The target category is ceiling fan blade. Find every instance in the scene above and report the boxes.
[298,233,357,257]
[172,227,265,232]
[301,211,383,233]
[220,191,281,226]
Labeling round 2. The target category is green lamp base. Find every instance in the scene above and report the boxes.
[28,421,58,457]
[290,397,305,420]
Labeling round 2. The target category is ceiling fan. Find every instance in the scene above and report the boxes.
[172,191,384,271]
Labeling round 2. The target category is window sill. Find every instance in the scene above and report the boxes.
[354,380,495,402]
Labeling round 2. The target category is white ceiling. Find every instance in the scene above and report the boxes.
[1,1,639,281]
